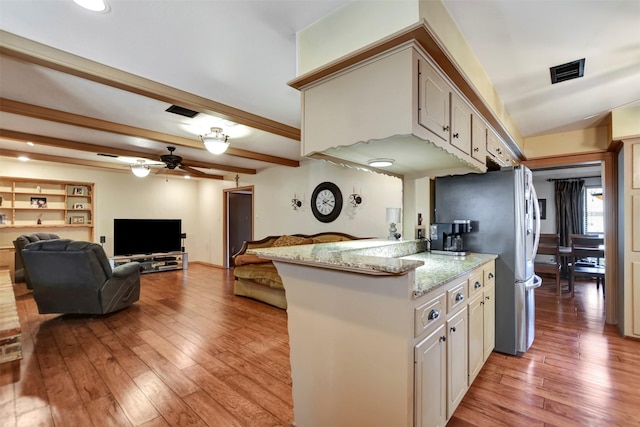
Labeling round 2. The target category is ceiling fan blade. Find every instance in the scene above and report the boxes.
[179,164,209,177]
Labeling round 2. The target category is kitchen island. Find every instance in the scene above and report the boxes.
[251,239,497,427]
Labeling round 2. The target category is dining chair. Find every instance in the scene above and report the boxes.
[569,234,605,297]
[535,234,562,295]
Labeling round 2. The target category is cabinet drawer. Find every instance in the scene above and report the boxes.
[447,280,467,313]
[415,293,446,338]
[484,262,496,288]
[468,271,484,299]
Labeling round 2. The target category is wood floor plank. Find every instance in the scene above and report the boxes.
[130,343,200,398]
[182,390,244,427]
[182,363,283,427]
[5,267,640,427]
[132,371,207,427]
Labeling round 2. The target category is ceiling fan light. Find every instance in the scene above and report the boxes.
[130,161,151,178]
[201,127,230,155]
[73,0,109,12]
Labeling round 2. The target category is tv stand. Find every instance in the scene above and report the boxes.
[109,252,188,274]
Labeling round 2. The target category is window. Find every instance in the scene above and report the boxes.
[584,186,604,234]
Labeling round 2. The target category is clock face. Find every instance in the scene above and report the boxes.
[311,182,343,223]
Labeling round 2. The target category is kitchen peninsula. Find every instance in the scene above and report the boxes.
[251,239,497,427]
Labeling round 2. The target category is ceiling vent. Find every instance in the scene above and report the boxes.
[550,58,585,84]
[165,105,199,118]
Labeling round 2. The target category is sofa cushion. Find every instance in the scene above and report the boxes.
[234,254,271,266]
[234,263,284,289]
[272,235,313,247]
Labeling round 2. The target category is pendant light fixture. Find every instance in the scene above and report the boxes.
[201,127,230,155]
[130,160,151,178]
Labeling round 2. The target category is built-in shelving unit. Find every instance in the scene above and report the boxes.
[0,177,95,248]
[109,252,188,274]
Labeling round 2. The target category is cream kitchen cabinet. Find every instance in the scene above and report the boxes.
[414,260,495,427]
[417,57,474,160]
[471,113,488,163]
[299,44,486,178]
[415,324,447,427]
[449,93,473,157]
[468,261,496,385]
[446,306,468,419]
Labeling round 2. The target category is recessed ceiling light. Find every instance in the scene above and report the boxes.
[184,175,191,179]
[26,141,34,146]
[18,156,29,162]
[73,0,110,13]
[368,159,394,167]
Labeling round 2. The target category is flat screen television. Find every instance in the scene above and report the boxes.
[113,219,182,256]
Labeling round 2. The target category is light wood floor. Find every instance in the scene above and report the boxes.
[1,265,639,426]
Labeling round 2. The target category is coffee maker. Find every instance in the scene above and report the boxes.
[429,220,472,255]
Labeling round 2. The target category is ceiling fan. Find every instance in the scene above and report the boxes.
[98,146,208,178]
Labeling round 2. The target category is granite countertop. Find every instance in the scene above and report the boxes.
[250,239,497,298]
[402,252,497,297]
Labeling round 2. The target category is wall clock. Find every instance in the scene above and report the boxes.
[311,182,343,223]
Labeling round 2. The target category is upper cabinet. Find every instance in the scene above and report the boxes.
[297,43,517,178]
[300,45,487,178]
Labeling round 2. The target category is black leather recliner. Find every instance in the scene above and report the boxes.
[21,239,142,315]
[13,232,61,289]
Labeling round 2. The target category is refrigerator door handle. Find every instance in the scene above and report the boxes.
[526,274,543,290]
[531,184,541,258]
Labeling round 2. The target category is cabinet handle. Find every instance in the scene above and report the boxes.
[453,132,459,138]
[443,125,450,131]
[455,293,464,302]
[488,273,494,279]
[474,281,482,289]
[450,326,457,333]
[440,336,447,342]
[480,301,485,305]
[474,147,479,152]
[428,309,440,321]
[485,296,491,301]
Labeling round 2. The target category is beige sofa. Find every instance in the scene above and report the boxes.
[232,232,362,309]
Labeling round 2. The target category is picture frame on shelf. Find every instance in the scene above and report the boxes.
[71,216,85,224]
[0,214,7,225]
[72,187,84,195]
[30,197,47,208]
[73,203,85,209]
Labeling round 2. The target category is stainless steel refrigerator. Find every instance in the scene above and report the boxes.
[434,166,542,355]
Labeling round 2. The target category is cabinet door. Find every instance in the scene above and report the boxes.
[471,114,487,162]
[450,93,472,155]
[483,284,496,360]
[467,296,484,385]
[447,307,468,419]
[415,324,447,427]
[418,59,450,143]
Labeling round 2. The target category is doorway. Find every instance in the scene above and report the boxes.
[524,151,617,325]
[224,186,253,268]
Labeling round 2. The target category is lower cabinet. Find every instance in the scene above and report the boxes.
[415,325,447,427]
[414,259,495,427]
[446,307,468,419]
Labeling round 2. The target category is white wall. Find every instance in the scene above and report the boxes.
[1,156,402,266]
[236,159,403,240]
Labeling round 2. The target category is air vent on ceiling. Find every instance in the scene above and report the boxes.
[165,105,199,118]
[550,58,585,84]
[97,153,118,158]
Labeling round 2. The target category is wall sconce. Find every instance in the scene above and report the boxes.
[292,194,302,210]
[349,187,362,207]
[386,207,402,240]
